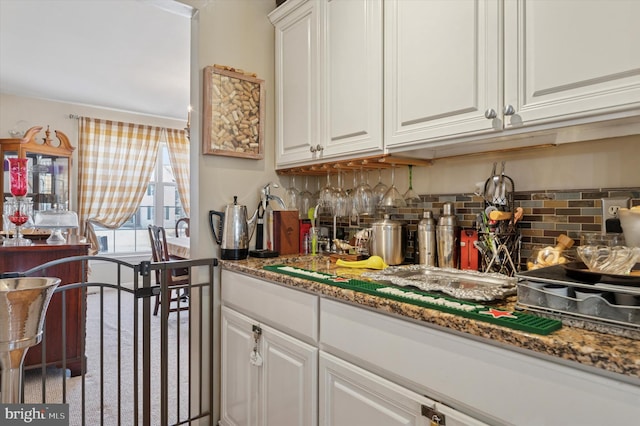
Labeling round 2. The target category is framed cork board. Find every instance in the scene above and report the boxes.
[202,65,265,159]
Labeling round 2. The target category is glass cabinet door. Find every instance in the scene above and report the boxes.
[29,153,70,210]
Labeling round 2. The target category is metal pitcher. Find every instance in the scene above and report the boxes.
[209,196,257,260]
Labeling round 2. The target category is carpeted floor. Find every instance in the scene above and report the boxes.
[22,287,190,426]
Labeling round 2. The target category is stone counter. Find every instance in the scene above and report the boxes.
[220,254,640,383]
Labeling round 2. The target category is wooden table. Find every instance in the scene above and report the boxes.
[166,236,190,259]
[0,243,89,376]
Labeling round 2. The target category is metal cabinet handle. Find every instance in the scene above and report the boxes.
[484,108,497,119]
[504,105,516,116]
[310,144,323,153]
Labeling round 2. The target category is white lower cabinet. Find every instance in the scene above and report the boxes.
[320,298,640,425]
[320,351,486,426]
[220,306,318,426]
[220,271,640,425]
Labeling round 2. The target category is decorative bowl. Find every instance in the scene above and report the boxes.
[577,244,640,275]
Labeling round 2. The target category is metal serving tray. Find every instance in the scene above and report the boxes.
[362,265,517,301]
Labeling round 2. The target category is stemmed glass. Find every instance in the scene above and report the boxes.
[319,169,335,216]
[403,165,421,205]
[381,164,407,207]
[4,197,33,246]
[332,171,349,218]
[284,175,300,211]
[372,169,388,207]
[354,167,374,215]
[299,176,314,219]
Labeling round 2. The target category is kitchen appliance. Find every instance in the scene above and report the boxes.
[460,229,479,270]
[417,210,437,266]
[209,196,257,260]
[437,202,458,268]
[370,214,406,266]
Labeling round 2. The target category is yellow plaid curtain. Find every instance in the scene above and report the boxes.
[165,128,190,217]
[78,118,161,236]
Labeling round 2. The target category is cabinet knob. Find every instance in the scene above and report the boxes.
[309,145,317,153]
[310,144,323,153]
[504,105,516,116]
[484,108,497,119]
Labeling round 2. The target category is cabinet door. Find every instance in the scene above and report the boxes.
[504,0,640,128]
[320,352,486,426]
[323,0,383,159]
[272,0,322,167]
[384,0,500,148]
[220,307,259,426]
[261,323,318,426]
[221,306,318,426]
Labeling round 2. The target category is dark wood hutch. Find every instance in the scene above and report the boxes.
[1,126,86,375]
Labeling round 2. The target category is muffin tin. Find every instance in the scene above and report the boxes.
[516,265,640,330]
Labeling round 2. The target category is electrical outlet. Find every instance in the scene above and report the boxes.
[601,197,630,232]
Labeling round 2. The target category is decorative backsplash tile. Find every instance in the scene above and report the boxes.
[318,186,640,271]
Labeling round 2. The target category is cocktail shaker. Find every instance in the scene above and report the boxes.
[417,210,437,266]
[437,202,458,268]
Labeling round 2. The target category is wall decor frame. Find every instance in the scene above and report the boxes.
[203,65,265,159]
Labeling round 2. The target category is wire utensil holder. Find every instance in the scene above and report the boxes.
[479,231,521,276]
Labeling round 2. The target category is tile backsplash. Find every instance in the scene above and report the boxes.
[319,186,639,271]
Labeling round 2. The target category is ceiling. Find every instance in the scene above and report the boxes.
[0,0,192,120]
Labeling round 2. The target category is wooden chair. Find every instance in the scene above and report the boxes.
[175,217,190,237]
[148,224,189,316]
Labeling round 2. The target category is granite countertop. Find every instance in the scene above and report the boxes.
[220,254,640,383]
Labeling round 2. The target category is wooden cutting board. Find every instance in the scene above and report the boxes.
[273,210,300,255]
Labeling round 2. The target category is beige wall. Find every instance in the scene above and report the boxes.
[0,93,185,211]
[188,0,280,260]
[400,136,640,196]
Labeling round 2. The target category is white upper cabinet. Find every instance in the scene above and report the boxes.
[323,0,383,158]
[503,0,640,128]
[272,0,640,162]
[270,0,383,168]
[384,0,501,148]
[271,0,322,166]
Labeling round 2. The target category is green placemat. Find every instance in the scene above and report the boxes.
[264,264,561,335]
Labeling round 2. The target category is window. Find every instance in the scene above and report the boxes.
[93,143,184,254]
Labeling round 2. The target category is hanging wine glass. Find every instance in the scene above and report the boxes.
[284,175,300,211]
[332,171,349,218]
[319,169,335,216]
[403,165,421,205]
[381,164,407,207]
[372,168,388,207]
[299,176,314,219]
[346,171,357,217]
[354,167,374,215]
